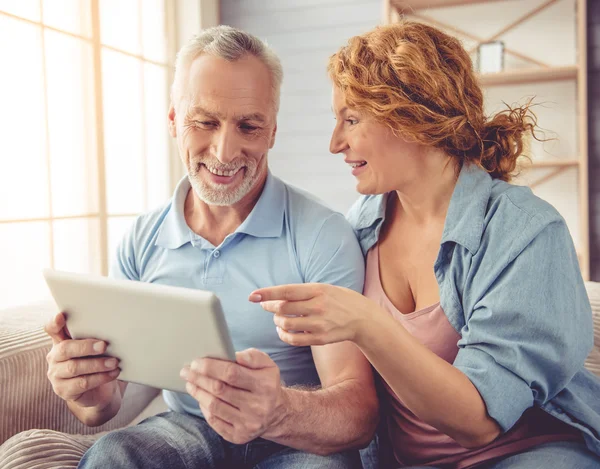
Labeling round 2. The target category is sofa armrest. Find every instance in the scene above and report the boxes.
[0,302,160,445]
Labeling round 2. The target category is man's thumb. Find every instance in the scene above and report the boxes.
[235,348,273,369]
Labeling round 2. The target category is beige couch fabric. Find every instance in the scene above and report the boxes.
[0,430,99,469]
[0,393,168,469]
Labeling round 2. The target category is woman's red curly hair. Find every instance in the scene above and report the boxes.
[328,21,539,181]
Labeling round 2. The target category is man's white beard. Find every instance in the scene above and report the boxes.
[188,155,266,206]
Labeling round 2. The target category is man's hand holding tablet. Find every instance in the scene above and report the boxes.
[44,312,125,426]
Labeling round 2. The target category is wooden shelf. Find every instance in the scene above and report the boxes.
[529,159,580,168]
[392,0,506,11]
[478,66,578,86]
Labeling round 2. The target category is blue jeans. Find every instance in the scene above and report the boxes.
[78,411,362,469]
[400,441,600,468]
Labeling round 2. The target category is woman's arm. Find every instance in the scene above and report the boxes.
[356,310,501,448]
[252,218,593,448]
[251,284,500,448]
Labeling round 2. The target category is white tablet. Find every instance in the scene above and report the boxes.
[42,269,236,393]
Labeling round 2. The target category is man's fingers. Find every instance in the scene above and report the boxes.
[181,368,249,408]
[44,313,70,344]
[190,359,258,392]
[52,339,107,362]
[187,382,241,424]
[249,283,320,303]
[55,357,119,379]
[59,369,121,401]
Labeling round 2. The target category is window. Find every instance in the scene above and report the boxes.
[0,0,176,310]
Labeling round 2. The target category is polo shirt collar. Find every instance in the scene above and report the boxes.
[235,170,285,238]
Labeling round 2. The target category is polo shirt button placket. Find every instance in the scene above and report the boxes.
[213,250,220,259]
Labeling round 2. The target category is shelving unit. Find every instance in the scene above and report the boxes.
[383,0,589,279]
[478,65,578,86]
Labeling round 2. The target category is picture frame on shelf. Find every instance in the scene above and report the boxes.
[478,40,505,74]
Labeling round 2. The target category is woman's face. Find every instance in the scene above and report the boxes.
[330,86,426,195]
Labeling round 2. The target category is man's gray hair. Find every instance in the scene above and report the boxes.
[172,25,283,111]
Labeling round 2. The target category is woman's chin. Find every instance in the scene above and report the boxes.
[355,182,376,196]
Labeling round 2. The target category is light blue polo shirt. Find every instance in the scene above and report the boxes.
[110,171,365,416]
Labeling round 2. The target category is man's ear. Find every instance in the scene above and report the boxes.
[269,123,277,149]
[168,104,177,138]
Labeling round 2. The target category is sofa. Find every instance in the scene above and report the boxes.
[1,283,599,468]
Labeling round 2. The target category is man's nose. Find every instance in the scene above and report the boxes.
[213,127,241,165]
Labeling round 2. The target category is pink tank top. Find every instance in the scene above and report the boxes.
[364,245,580,468]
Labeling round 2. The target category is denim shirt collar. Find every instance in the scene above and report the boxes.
[354,163,492,255]
[156,170,284,249]
[441,163,492,254]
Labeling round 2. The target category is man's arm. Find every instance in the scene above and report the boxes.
[263,341,378,455]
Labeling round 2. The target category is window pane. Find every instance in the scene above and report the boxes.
[107,216,136,269]
[144,63,171,209]
[45,30,99,217]
[102,49,144,214]
[42,0,92,37]
[0,17,48,220]
[142,0,167,63]
[53,218,101,274]
[0,222,52,309]
[0,1,40,22]
[99,0,140,55]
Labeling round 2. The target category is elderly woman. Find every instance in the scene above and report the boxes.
[250,21,600,468]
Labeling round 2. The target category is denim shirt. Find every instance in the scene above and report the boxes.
[347,163,600,455]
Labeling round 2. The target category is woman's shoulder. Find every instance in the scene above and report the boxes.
[482,179,570,258]
[489,179,563,221]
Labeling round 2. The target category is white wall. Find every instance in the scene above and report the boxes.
[221,0,382,213]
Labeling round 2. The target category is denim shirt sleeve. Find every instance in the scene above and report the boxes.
[453,215,593,432]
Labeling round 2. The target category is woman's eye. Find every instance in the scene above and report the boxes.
[346,119,358,125]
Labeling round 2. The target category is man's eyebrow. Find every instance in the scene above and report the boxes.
[237,113,267,123]
[187,107,266,123]
[188,106,222,120]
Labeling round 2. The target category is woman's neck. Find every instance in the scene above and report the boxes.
[394,153,459,226]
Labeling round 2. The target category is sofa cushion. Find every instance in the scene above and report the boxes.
[0,393,168,469]
[0,429,97,469]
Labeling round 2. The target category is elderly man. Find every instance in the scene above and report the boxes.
[44,26,377,469]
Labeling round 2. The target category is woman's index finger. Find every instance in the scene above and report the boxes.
[249,283,319,302]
